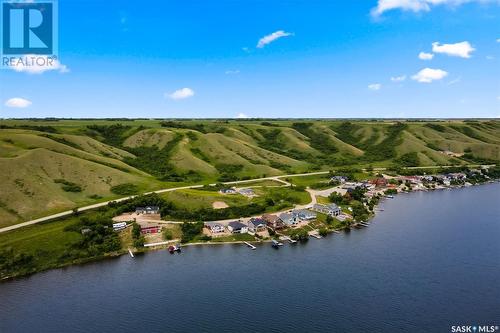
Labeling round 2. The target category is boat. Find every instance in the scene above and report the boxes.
[168,244,182,253]
[272,239,283,248]
[386,195,394,199]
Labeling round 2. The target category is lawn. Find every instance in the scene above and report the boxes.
[161,189,251,210]
[210,233,256,242]
[284,174,331,187]
[0,218,84,279]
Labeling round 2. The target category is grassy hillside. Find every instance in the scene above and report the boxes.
[0,119,498,226]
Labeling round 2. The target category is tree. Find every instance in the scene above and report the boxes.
[325,215,334,225]
[328,192,344,204]
[181,221,204,243]
[290,229,309,242]
[350,186,367,202]
[132,223,141,239]
[163,229,173,241]
[133,236,145,248]
[319,228,328,237]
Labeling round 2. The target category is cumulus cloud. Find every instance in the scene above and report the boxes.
[496,38,500,43]
[368,83,382,91]
[391,75,407,82]
[432,41,475,58]
[5,97,32,108]
[257,30,293,48]
[236,113,249,119]
[166,88,195,100]
[371,0,496,17]
[9,55,69,74]
[411,68,448,83]
[419,52,434,60]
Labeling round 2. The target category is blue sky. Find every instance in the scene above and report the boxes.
[1,0,499,118]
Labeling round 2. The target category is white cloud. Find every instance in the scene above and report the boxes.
[9,55,69,74]
[5,97,32,108]
[432,41,475,58]
[368,83,382,91]
[447,76,461,85]
[166,88,195,100]
[236,113,249,119]
[391,75,407,82]
[496,38,500,43]
[486,55,494,60]
[371,0,496,17]
[257,30,293,48]
[419,52,434,60]
[225,70,240,75]
[411,68,448,83]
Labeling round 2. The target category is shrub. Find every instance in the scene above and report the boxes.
[54,179,82,192]
[111,183,139,195]
[163,229,173,241]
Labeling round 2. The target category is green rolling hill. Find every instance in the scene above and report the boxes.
[0,119,498,227]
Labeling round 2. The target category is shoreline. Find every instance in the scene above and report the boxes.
[1,164,494,234]
[1,179,498,283]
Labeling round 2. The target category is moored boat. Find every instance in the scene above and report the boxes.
[272,239,283,248]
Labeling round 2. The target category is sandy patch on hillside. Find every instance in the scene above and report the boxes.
[212,201,229,209]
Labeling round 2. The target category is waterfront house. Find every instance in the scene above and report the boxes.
[370,177,388,188]
[238,188,255,197]
[262,214,285,230]
[292,209,317,221]
[204,222,226,234]
[219,187,236,194]
[247,218,267,233]
[279,212,298,226]
[112,222,127,231]
[227,221,248,234]
[312,203,341,217]
[141,225,161,234]
[330,175,347,184]
[135,206,160,215]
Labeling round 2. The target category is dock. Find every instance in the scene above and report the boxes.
[128,249,134,258]
[308,231,322,239]
[280,235,297,244]
[244,241,256,250]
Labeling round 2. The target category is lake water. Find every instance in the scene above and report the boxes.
[1,184,499,333]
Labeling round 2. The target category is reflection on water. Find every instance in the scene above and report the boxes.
[1,184,499,333]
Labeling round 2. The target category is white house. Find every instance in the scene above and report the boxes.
[312,203,341,217]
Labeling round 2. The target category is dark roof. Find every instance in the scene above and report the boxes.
[228,221,246,229]
[279,213,293,221]
[326,203,340,210]
[248,218,265,227]
[262,214,280,223]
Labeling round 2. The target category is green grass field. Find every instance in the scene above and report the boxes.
[0,218,83,278]
[0,119,498,227]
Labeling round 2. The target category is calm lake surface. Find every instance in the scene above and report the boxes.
[1,183,499,333]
